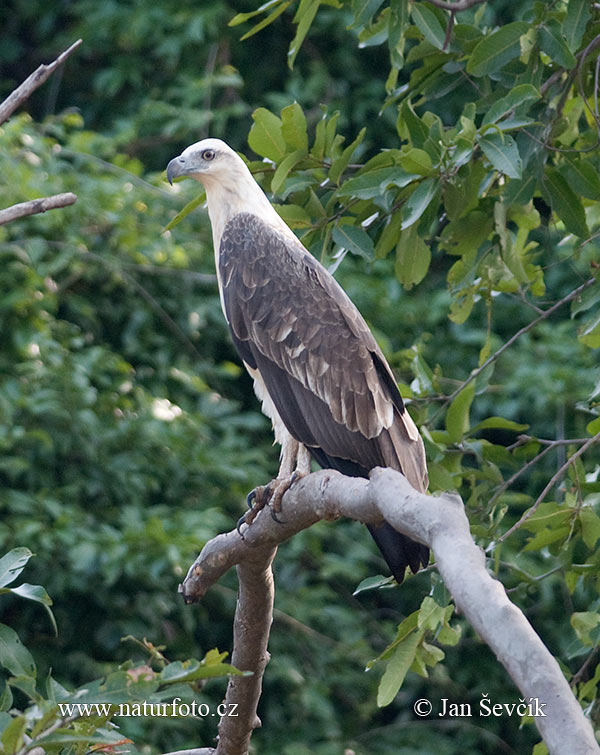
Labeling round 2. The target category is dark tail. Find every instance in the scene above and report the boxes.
[367,522,429,583]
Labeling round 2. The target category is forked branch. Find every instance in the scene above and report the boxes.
[181,469,598,755]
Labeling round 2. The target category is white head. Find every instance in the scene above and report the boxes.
[166,138,287,245]
[166,138,247,189]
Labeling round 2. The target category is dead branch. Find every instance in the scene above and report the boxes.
[0,39,82,125]
[0,193,77,226]
[182,469,598,755]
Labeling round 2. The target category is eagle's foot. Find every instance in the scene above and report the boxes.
[269,470,306,518]
[238,472,305,535]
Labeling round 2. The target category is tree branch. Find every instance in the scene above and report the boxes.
[0,39,82,125]
[498,431,600,543]
[0,193,77,226]
[435,277,597,417]
[181,469,598,755]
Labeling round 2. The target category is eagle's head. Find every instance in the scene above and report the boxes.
[166,138,243,187]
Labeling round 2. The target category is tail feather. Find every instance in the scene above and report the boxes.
[367,522,429,583]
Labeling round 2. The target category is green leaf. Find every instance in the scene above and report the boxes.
[377,631,422,706]
[332,223,374,260]
[329,127,366,185]
[239,0,293,40]
[542,168,590,238]
[273,203,313,229]
[375,211,403,259]
[353,574,395,594]
[579,310,600,348]
[350,0,385,29]
[571,612,600,646]
[563,157,600,201]
[399,148,432,175]
[271,149,306,195]
[288,0,322,68]
[337,166,418,199]
[538,25,576,70]
[248,108,286,161]
[571,280,600,317]
[395,225,431,289]
[524,525,571,551]
[1,714,26,755]
[0,624,36,678]
[482,84,540,125]
[579,509,600,550]
[417,596,446,631]
[479,132,522,179]
[0,549,33,588]
[445,381,475,443]
[411,4,446,51]
[399,100,429,148]
[388,0,409,69]
[7,583,53,607]
[281,102,309,152]
[564,0,591,53]
[165,193,205,231]
[401,178,439,229]
[467,22,529,77]
[469,417,529,434]
[160,656,245,683]
[229,0,287,26]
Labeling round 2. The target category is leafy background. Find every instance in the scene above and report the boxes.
[1,0,600,753]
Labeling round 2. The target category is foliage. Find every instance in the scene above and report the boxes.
[2,0,600,753]
[0,548,243,755]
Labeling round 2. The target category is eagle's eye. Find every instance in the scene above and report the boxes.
[202,149,216,162]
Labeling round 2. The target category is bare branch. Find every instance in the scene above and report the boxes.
[436,277,597,416]
[499,430,600,543]
[216,549,277,755]
[0,193,77,226]
[182,469,599,755]
[0,39,82,125]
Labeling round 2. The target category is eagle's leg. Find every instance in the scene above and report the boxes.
[241,437,311,529]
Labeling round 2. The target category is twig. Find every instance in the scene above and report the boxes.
[499,431,600,543]
[181,469,599,755]
[0,39,82,125]
[571,646,600,688]
[489,435,594,509]
[437,277,596,415]
[0,193,77,226]
[488,443,555,509]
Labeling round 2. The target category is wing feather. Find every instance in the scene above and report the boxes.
[219,212,428,494]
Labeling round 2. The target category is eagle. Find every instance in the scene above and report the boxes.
[166,138,429,583]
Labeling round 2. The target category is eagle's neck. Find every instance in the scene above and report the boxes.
[202,168,293,253]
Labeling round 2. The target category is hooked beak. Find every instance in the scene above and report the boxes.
[166,155,187,185]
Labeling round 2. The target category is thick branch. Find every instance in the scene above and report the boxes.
[182,470,598,755]
[216,549,277,755]
[0,193,77,226]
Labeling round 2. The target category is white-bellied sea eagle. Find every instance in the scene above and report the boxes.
[166,138,429,582]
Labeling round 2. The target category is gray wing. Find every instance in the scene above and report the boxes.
[218,212,428,494]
